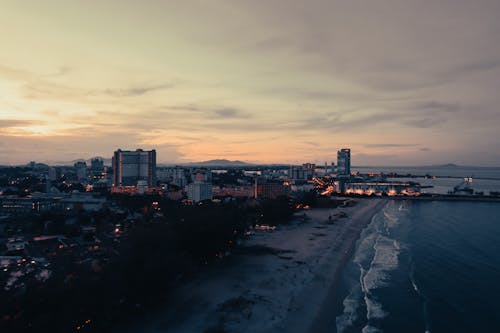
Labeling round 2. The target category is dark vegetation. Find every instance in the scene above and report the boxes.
[0,196,296,333]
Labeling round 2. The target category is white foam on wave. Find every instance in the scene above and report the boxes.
[398,202,408,211]
[411,278,419,292]
[363,235,399,291]
[336,289,362,333]
[364,294,387,319]
[409,264,421,294]
[336,212,383,333]
[382,204,402,230]
[354,233,377,268]
[360,205,403,327]
[337,203,405,333]
[354,214,382,268]
[362,324,384,333]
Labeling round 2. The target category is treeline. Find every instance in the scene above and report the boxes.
[1,197,295,333]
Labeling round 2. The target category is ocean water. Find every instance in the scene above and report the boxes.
[353,166,500,179]
[335,200,500,333]
[353,166,500,194]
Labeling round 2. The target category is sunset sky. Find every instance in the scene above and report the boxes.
[1,1,500,166]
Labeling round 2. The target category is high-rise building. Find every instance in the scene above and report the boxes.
[74,161,87,181]
[191,169,212,183]
[289,163,316,181]
[112,149,156,190]
[48,167,57,181]
[157,167,187,187]
[90,158,104,172]
[302,163,316,179]
[337,148,351,176]
[186,182,213,202]
[90,158,106,180]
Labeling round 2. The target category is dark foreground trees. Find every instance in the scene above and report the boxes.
[1,198,294,333]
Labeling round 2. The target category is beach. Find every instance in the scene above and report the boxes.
[122,198,386,333]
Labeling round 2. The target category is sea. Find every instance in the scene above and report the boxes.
[334,166,500,333]
[352,166,500,195]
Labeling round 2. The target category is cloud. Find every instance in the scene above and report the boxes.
[0,119,39,128]
[101,83,176,97]
[41,66,72,78]
[1,1,500,165]
[363,143,419,148]
[168,104,201,112]
[417,101,460,113]
[447,60,500,77]
[211,107,249,118]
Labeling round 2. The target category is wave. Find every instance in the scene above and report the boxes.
[398,202,408,211]
[336,289,362,333]
[363,235,400,292]
[364,294,387,319]
[362,324,384,333]
[409,261,432,333]
[336,202,407,332]
[337,210,384,333]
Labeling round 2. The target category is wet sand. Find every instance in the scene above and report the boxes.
[121,198,386,333]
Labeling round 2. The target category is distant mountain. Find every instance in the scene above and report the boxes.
[53,156,112,166]
[181,159,254,167]
[433,163,459,168]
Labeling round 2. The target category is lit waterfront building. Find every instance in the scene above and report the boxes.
[337,148,351,176]
[112,149,156,192]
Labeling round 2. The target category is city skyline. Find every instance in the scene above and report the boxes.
[2,1,500,166]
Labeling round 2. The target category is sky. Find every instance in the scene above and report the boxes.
[1,0,500,166]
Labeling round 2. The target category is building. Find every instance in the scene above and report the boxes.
[212,185,254,198]
[337,148,351,176]
[48,167,57,181]
[289,163,316,181]
[74,161,87,181]
[191,169,212,183]
[186,182,213,202]
[257,182,290,199]
[0,195,61,215]
[112,149,156,192]
[302,163,316,179]
[60,192,107,212]
[90,158,104,172]
[157,167,187,187]
[289,166,306,181]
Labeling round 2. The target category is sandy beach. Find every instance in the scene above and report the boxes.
[121,198,386,333]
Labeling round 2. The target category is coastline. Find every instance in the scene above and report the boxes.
[275,199,387,333]
[121,198,386,333]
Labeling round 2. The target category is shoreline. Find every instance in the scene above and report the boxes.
[272,199,387,333]
[120,199,386,333]
[305,200,385,333]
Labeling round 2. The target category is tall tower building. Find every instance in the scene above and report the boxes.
[74,161,87,181]
[337,148,351,176]
[112,149,156,190]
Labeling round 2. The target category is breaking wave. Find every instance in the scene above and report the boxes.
[336,202,404,333]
